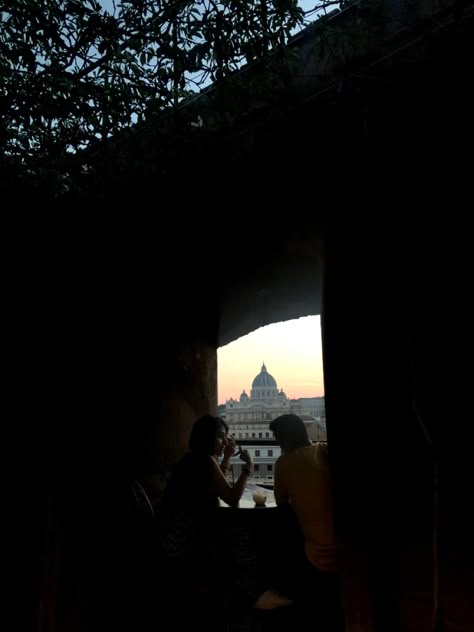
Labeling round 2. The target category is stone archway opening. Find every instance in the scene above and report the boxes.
[217,316,326,487]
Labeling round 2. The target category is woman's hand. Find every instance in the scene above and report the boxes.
[223,434,236,461]
[239,449,254,471]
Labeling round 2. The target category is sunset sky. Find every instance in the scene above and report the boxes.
[217,315,325,404]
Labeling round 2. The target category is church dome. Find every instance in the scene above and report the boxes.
[251,363,277,389]
[240,390,249,402]
[250,363,278,399]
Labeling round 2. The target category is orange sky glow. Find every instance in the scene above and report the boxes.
[217,315,325,404]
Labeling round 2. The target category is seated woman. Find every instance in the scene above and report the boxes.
[161,414,254,509]
[158,415,256,630]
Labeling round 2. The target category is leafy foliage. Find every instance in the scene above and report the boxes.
[1,1,342,193]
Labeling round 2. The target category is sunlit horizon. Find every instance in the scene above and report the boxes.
[217,316,325,405]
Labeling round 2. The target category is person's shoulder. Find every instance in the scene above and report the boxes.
[196,454,221,479]
[207,454,220,469]
[314,441,329,458]
[274,452,289,469]
[283,445,313,465]
[304,442,325,454]
[192,452,217,468]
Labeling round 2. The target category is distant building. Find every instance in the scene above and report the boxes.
[305,417,327,442]
[223,363,326,481]
[290,396,326,420]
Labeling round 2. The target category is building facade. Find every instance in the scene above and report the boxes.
[223,363,326,481]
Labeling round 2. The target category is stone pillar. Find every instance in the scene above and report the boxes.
[322,217,394,632]
[152,338,218,470]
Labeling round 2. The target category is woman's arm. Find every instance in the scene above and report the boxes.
[220,434,236,475]
[209,450,253,507]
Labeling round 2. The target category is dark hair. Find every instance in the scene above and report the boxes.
[269,414,310,452]
[189,414,229,455]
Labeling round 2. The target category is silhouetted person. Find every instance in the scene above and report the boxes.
[161,414,253,509]
[269,413,344,631]
[158,414,255,631]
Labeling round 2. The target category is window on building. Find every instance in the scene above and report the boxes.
[268,450,273,456]
[255,450,260,457]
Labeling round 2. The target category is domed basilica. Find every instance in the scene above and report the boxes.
[224,362,291,428]
[223,363,326,481]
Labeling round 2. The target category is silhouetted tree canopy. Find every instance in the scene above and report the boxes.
[2,1,346,194]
